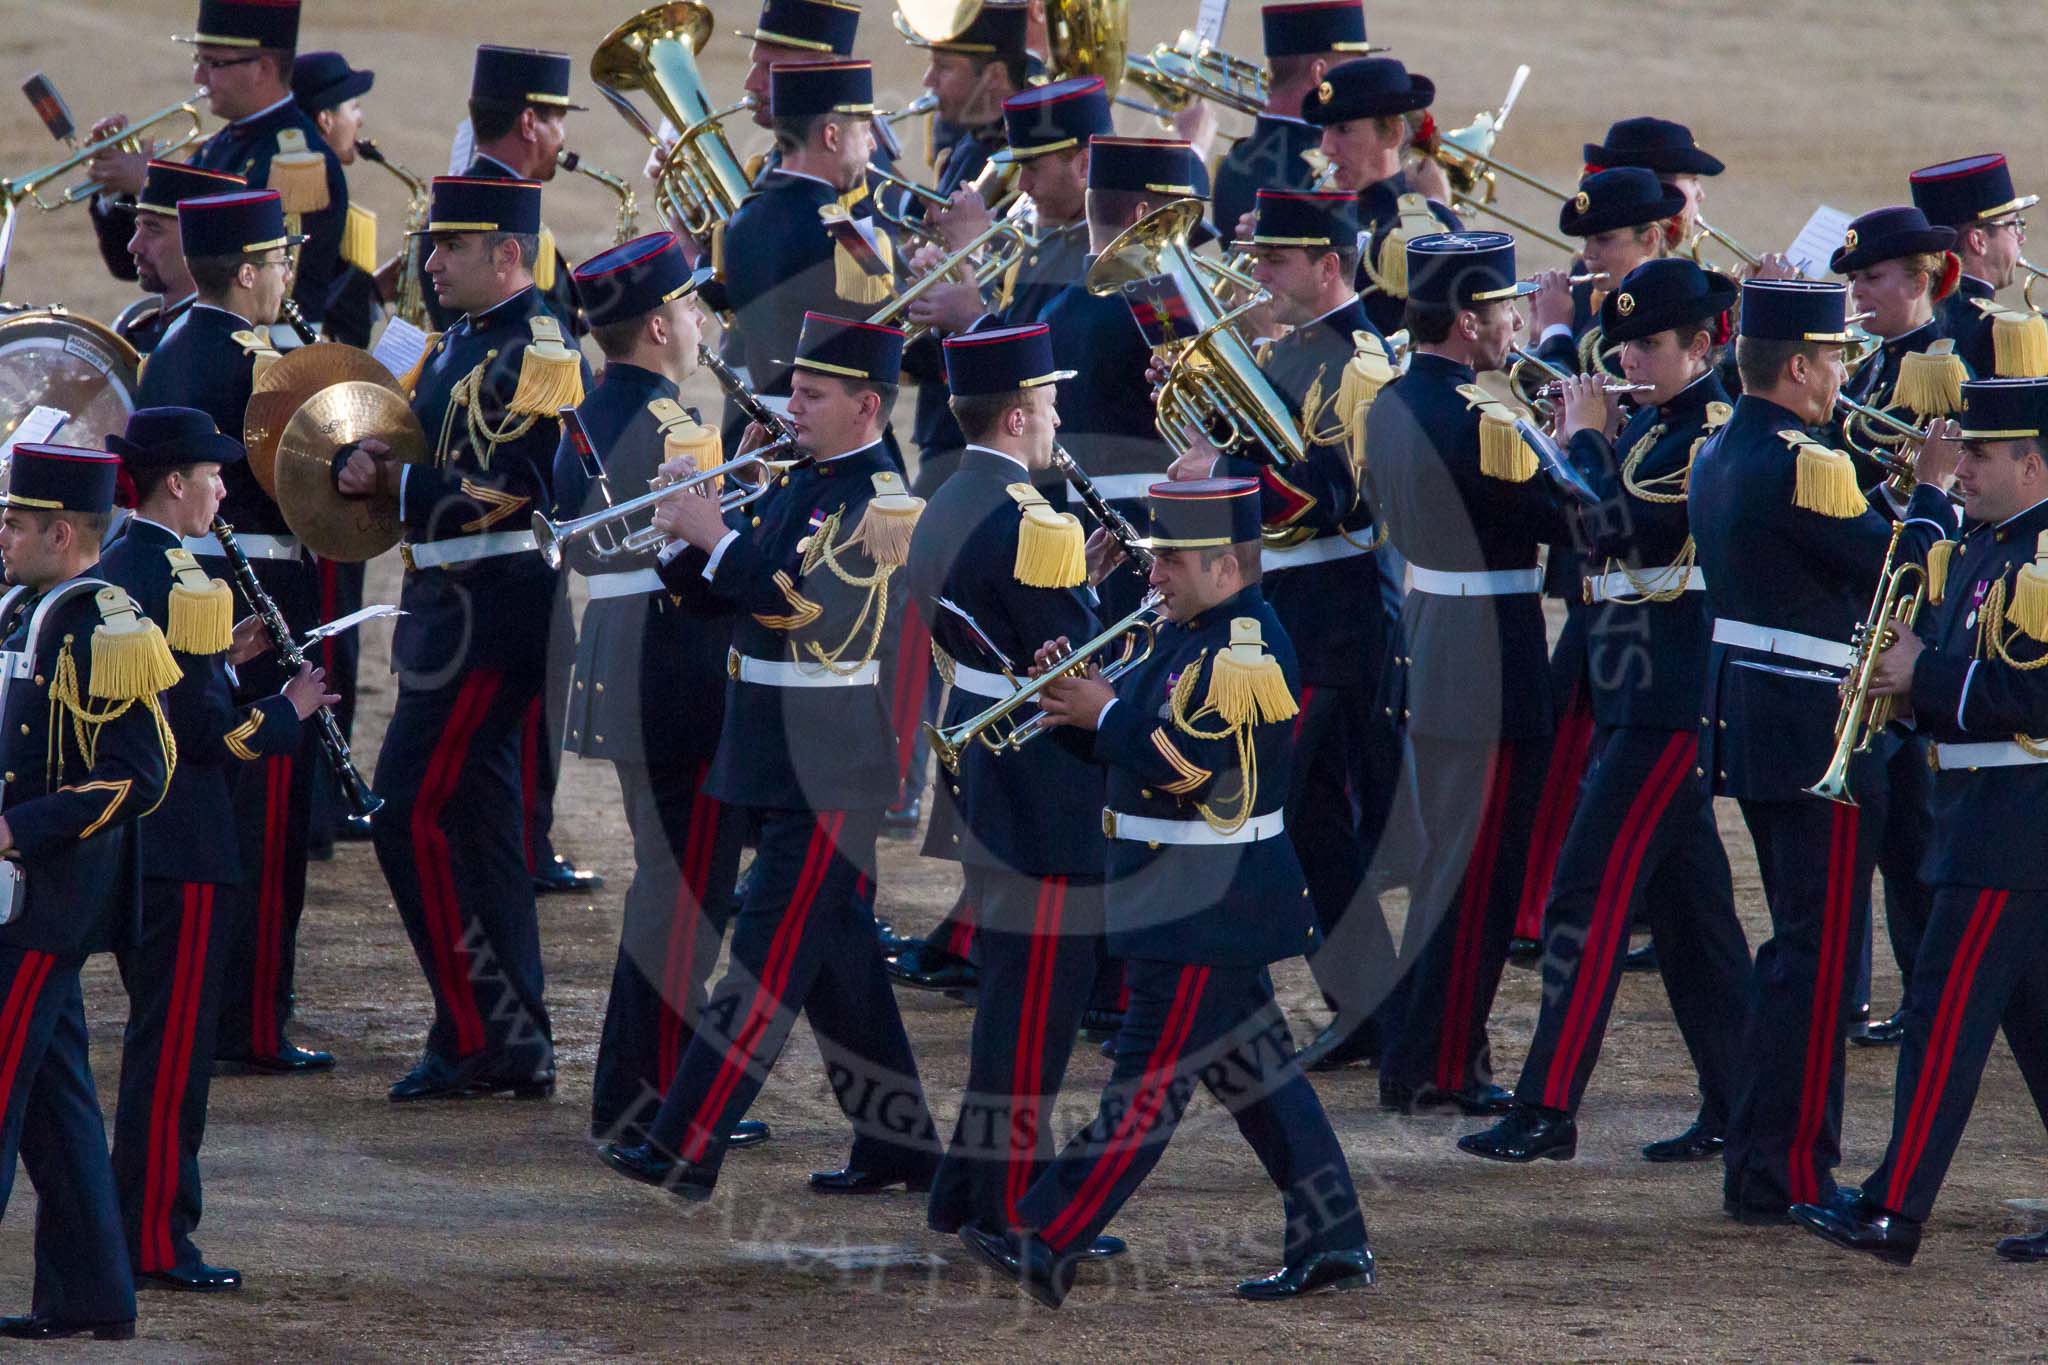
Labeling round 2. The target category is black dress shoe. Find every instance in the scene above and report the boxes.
[1077,1008,1123,1044]
[338,812,375,842]
[1458,1105,1577,1163]
[1722,1196,1794,1226]
[957,1226,1073,1309]
[1851,1009,1907,1048]
[875,919,919,956]
[1381,1080,1513,1116]
[727,1119,772,1150]
[1505,936,1542,967]
[1622,939,1659,972]
[880,799,922,836]
[533,854,604,895]
[1083,1235,1126,1261]
[1642,1122,1725,1164]
[807,1164,934,1194]
[216,1042,335,1074]
[388,1054,553,1103]
[1236,1248,1377,1301]
[884,942,978,993]
[1300,1019,1378,1072]
[0,1314,136,1341]
[140,1262,241,1292]
[1996,1229,2048,1262]
[1791,1187,1921,1266]
[598,1142,715,1201]
[1099,1035,1116,1060]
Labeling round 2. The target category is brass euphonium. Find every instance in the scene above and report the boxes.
[590,2,751,241]
[1808,519,1928,805]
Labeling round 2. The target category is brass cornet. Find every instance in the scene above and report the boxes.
[532,444,802,568]
[867,201,1035,345]
[16,91,207,212]
[1808,519,1926,805]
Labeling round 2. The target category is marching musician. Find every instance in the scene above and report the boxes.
[1790,376,2048,1266]
[1457,260,1753,1165]
[1910,154,2039,380]
[111,161,248,358]
[1687,277,1957,1223]
[0,445,174,1344]
[140,188,334,1077]
[736,0,866,156]
[336,175,589,1102]
[1580,117,1726,247]
[1363,230,1562,1115]
[597,313,939,1202]
[1210,0,1379,249]
[957,477,1374,1308]
[100,408,334,1295]
[88,0,348,333]
[551,235,765,1154]
[289,52,380,348]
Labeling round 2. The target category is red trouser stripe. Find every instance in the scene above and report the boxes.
[1515,696,1593,941]
[1788,801,1860,1204]
[1543,732,1695,1110]
[410,671,500,1057]
[0,951,54,1121]
[1292,685,1317,747]
[891,609,932,797]
[1883,888,2010,1211]
[1435,746,1515,1092]
[519,695,543,874]
[250,753,292,1055]
[657,765,720,1085]
[1005,876,1068,1226]
[679,812,844,1163]
[1041,964,1209,1252]
[143,883,214,1271]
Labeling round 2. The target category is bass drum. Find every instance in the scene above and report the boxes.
[0,307,141,453]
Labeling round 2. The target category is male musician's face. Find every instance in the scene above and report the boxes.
[1248,245,1336,326]
[1953,437,2043,524]
[1468,299,1523,372]
[528,110,568,181]
[316,99,364,166]
[1016,384,1060,467]
[1664,174,1703,232]
[1619,328,1709,406]
[1318,116,1402,193]
[820,115,876,189]
[127,212,188,296]
[0,509,62,590]
[924,53,999,129]
[1580,225,1661,288]
[243,249,292,326]
[193,45,274,121]
[665,298,706,376]
[1786,344,1847,423]
[1847,258,1934,339]
[1147,545,1239,623]
[1975,216,2027,288]
[1016,148,1087,225]
[425,233,503,315]
[163,463,227,537]
[786,371,876,457]
[746,42,818,128]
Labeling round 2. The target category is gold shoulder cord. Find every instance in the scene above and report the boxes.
[440,361,544,472]
[45,643,177,794]
[794,507,896,675]
[1971,573,2048,755]
[1165,650,1258,836]
[1602,421,1700,605]
[1300,367,1390,553]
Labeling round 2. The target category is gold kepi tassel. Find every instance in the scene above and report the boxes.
[1458,383,1538,482]
[1205,616,1298,727]
[1924,538,1954,607]
[341,203,378,275]
[1338,331,1396,469]
[2005,530,2048,642]
[533,225,558,291]
[267,128,331,216]
[820,204,895,307]
[164,549,234,655]
[1007,484,1086,588]
[1783,432,1866,518]
[89,588,182,700]
[1978,299,2048,378]
[1891,339,1966,416]
[507,316,585,416]
[849,470,924,567]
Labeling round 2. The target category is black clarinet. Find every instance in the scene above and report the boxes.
[278,295,319,347]
[697,344,801,451]
[1051,445,1155,572]
[210,518,383,817]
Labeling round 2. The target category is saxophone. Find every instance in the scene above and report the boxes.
[354,138,431,327]
[559,151,639,246]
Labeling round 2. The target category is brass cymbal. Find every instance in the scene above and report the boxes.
[247,343,399,496]
[274,381,425,563]
[241,389,300,497]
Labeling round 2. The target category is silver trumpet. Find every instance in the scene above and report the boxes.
[532,444,803,567]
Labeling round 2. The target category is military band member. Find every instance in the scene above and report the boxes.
[597,313,939,1201]
[1580,116,1726,246]
[1910,154,2040,380]
[290,51,380,348]
[140,189,333,1076]
[736,0,865,146]
[1364,231,1562,1113]
[1688,277,1957,1222]
[108,161,248,358]
[1790,376,2048,1265]
[101,408,333,1294]
[551,235,763,1153]
[957,477,1372,1307]
[0,445,174,1343]
[1211,0,1379,250]
[336,175,589,1102]
[88,0,347,332]
[1458,261,1752,1164]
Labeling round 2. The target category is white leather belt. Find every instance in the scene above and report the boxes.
[1929,740,2048,771]
[1101,809,1287,845]
[584,568,666,600]
[947,662,1013,700]
[1086,473,1158,502]
[1584,566,1707,604]
[401,530,539,570]
[1712,617,1855,671]
[186,532,299,561]
[1408,565,1543,597]
[729,651,879,688]
[1264,532,1374,572]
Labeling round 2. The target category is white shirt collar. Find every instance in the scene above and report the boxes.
[816,436,885,466]
[130,514,182,539]
[773,166,839,192]
[964,443,1028,477]
[231,94,297,129]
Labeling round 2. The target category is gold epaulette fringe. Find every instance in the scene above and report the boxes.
[532,225,557,292]
[1365,193,1439,299]
[1781,432,1866,518]
[821,204,895,307]
[1891,341,1967,417]
[849,471,923,568]
[396,332,441,394]
[89,588,182,701]
[2006,532,2048,642]
[1977,299,2048,378]
[164,549,234,655]
[507,316,584,416]
[1459,383,1538,483]
[1007,484,1087,588]
[1337,331,1395,470]
[341,203,378,276]
[267,129,330,216]
[1204,617,1298,727]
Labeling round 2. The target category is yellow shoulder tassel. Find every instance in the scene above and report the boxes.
[396,331,441,394]
[1458,383,1537,482]
[1363,193,1440,299]
[1979,300,2048,378]
[1785,433,1867,518]
[89,588,182,701]
[341,203,378,275]
[1204,617,1298,727]
[1890,341,1967,416]
[532,225,558,292]
[1338,331,1395,470]
[1924,538,1953,608]
[164,549,234,655]
[849,470,924,568]
[820,205,895,308]
[507,315,584,416]
[2005,532,2048,642]
[267,128,331,216]
[743,151,768,185]
[1006,484,1086,588]
[661,414,724,488]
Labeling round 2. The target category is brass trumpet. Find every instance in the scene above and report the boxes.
[867,201,1035,345]
[925,594,1163,773]
[19,91,207,211]
[868,157,1021,246]
[1808,518,1926,805]
[532,443,802,567]
[1685,216,1763,272]
[1831,394,1967,506]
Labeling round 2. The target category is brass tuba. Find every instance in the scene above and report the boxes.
[591,2,752,241]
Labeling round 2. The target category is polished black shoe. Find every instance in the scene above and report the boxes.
[1622,939,1659,973]
[533,853,604,895]
[727,1119,771,1150]
[1996,1229,2048,1262]
[1642,1122,1725,1164]
[1505,935,1542,967]
[958,1226,1073,1309]
[0,1314,136,1341]
[1300,1019,1378,1073]
[1791,1188,1921,1267]
[1381,1080,1514,1116]
[598,1142,715,1201]
[1083,1235,1126,1262]
[875,918,919,957]
[1851,1009,1907,1048]
[1722,1195,1794,1226]
[1077,1008,1124,1044]
[140,1262,241,1292]
[216,1042,335,1074]
[1236,1247,1376,1301]
[880,799,923,837]
[1458,1105,1577,1163]
[338,812,375,842]
[808,1164,934,1194]
[1098,1035,1116,1060]
[388,1054,553,1103]
[885,942,978,993]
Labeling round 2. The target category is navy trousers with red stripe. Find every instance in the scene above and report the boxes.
[1382,735,1545,1097]
[215,725,316,1062]
[643,807,938,1182]
[0,947,134,1325]
[518,591,577,878]
[1874,734,1934,1006]
[1012,960,1365,1265]
[1512,728,1750,1121]
[1724,791,1882,1211]
[112,880,230,1276]
[1514,678,1595,944]
[1293,686,1397,1037]
[591,761,745,1144]
[928,867,1106,1235]
[1861,886,2048,1222]
[373,666,555,1077]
